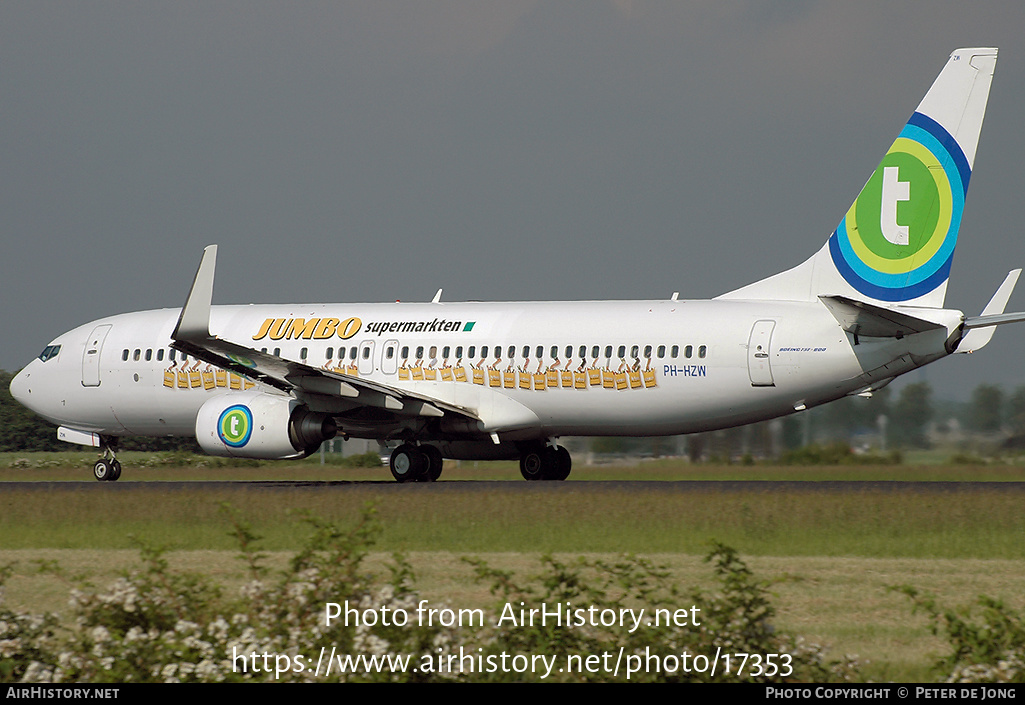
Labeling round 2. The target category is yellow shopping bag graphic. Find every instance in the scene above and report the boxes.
[629,370,642,389]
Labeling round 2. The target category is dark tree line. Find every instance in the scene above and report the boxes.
[0,369,64,451]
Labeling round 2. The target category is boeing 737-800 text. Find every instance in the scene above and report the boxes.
[10,48,1025,482]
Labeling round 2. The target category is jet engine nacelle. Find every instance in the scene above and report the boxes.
[195,392,337,459]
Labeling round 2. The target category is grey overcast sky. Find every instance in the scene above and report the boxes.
[3,1,1025,400]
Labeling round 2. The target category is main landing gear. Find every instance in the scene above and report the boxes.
[93,437,122,482]
[387,441,573,482]
[389,443,444,483]
[519,442,572,481]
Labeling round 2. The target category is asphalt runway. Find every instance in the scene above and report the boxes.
[6,480,1025,494]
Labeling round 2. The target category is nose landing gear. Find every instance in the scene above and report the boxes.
[93,437,122,482]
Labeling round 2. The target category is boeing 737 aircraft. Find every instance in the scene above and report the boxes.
[10,48,1025,482]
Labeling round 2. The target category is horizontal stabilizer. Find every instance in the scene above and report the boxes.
[965,311,1025,328]
[819,295,943,338]
[958,269,1022,353]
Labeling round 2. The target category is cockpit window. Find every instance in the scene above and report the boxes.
[38,345,61,362]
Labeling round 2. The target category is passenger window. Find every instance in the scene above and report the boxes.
[604,346,612,358]
[416,346,424,359]
[591,346,599,359]
[300,347,308,360]
[643,345,651,358]
[442,346,450,358]
[508,345,515,359]
[386,346,395,360]
[699,345,707,358]
[536,346,543,359]
[326,347,334,360]
[349,347,357,360]
[157,349,164,362]
[430,346,438,358]
[552,346,560,359]
[454,346,462,358]
[671,345,679,358]
[170,349,177,362]
[362,347,371,360]
[401,346,409,358]
[468,346,476,359]
[145,349,152,361]
[657,345,666,358]
[481,346,488,359]
[273,348,280,357]
[122,349,129,362]
[685,345,693,358]
[133,349,141,362]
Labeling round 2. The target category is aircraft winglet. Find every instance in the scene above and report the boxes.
[172,244,217,341]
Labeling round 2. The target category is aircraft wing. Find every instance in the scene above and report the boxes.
[170,246,475,422]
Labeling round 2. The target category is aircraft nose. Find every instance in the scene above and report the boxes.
[9,364,35,408]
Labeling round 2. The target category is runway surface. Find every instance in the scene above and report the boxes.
[5,480,1025,493]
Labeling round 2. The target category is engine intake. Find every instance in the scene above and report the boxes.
[196,392,336,459]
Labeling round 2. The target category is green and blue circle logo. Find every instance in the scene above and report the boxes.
[829,112,970,301]
[217,404,253,448]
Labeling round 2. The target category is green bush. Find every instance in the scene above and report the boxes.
[466,543,860,681]
[2,506,860,683]
[895,586,1025,682]
[0,565,60,681]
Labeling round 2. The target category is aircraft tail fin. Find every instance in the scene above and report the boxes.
[719,47,997,307]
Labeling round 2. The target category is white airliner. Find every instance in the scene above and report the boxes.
[10,48,1025,482]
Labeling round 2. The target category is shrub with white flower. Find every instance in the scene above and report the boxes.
[0,565,59,682]
[4,505,869,683]
[896,586,1025,684]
